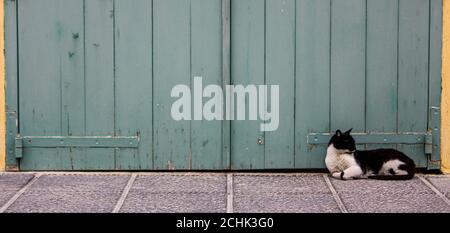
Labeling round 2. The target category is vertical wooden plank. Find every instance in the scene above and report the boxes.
[5,0,18,169]
[84,0,115,169]
[59,0,85,170]
[365,0,398,150]
[190,0,223,169]
[230,0,265,169]
[222,0,231,169]
[295,0,331,168]
[428,0,442,169]
[330,0,366,133]
[264,0,295,168]
[18,0,61,136]
[398,0,429,167]
[60,2,85,138]
[4,0,17,113]
[115,0,153,170]
[153,0,191,169]
[17,0,67,170]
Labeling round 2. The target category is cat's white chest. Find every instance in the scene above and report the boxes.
[325,145,356,173]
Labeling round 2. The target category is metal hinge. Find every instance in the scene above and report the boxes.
[15,137,22,159]
[14,136,140,159]
[307,132,432,145]
[424,133,433,155]
[427,106,441,169]
[6,111,19,170]
[307,132,433,162]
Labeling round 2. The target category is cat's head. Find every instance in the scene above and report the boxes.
[328,129,356,153]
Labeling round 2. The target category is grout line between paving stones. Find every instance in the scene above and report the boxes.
[0,173,42,213]
[226,173,233,213]
[112,173,138,213]
[322,174,348,213]
[424,174,450,178]
[418,175,450,208]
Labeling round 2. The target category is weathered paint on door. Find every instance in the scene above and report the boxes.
[5,0,442,170]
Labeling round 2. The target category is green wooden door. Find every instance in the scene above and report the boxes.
[5,0,442,171]
[229,0,442,170]
[7,0,226,170]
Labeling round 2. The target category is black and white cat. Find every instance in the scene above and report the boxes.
[325,129,416,180]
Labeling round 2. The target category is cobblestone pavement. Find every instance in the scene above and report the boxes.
[0,172,449,213]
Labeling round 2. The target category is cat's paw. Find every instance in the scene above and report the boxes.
[332,172,346,180]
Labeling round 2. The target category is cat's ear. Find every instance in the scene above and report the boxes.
[344,128,353,135]
[336,130,342,137]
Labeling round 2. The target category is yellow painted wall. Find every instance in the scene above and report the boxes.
[442,0,450,174]
[0,0,5,171]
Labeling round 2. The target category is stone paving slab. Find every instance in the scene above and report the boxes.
[233,174,340,213]
[5,174,130,213]
[0,173,34,207]
[426,175,450,199]
[1,173,450,213]
[330,177,450,213]
[120,174,227,213]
